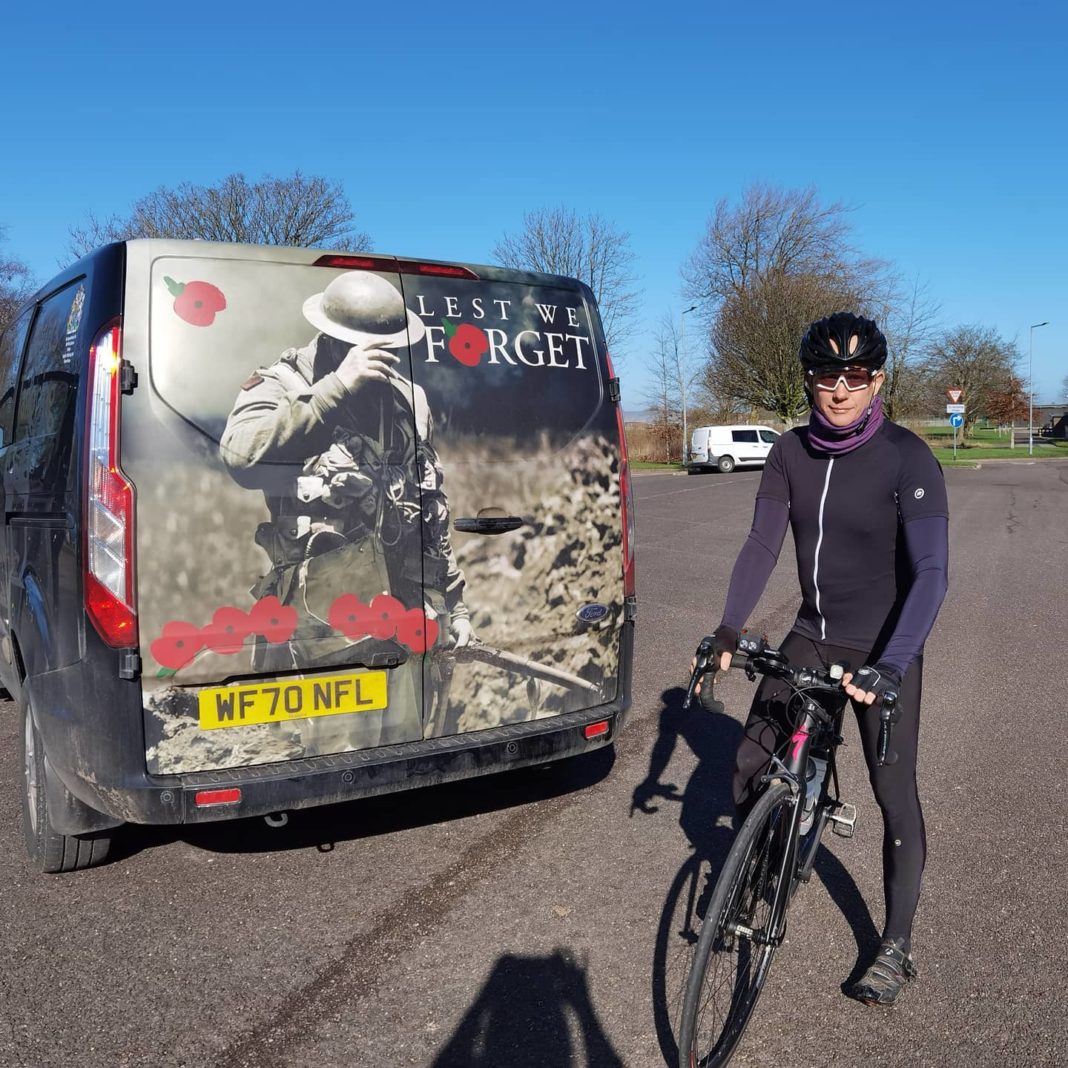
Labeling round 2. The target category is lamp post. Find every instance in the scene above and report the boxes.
[1029,321,1049,457]
[679,304,698,464]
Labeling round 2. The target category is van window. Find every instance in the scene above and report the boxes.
[0,308,33,446]
[759,430,779,444]
[13,280,86,452]
[731,429,758,443]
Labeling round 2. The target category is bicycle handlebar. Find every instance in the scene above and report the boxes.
[684,633,901,765]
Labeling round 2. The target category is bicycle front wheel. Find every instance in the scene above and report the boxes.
[677,780,797,1068]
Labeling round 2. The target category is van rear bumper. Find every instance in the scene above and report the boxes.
[28,625,633,830]
[156,701,627,825]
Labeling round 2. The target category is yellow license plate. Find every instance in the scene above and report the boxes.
[197,671,387,730]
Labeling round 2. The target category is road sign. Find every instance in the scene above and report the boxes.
[946,388,965,403]
[946,403,966,414]
[949,413,964,429]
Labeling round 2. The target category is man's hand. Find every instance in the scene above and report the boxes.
[690,625,737,696]
[842,664,899,706]
[449,617,473,649]
[630,780,683,816]
[334,342,401,394]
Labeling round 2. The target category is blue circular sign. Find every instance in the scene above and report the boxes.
[949,413,964,428]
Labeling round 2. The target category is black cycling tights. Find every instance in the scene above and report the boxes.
[732,631,926,950]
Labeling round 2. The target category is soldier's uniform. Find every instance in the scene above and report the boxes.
[220,335,468,683]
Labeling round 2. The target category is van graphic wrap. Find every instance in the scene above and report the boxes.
[132,258,621,774]
[164,276,227,326]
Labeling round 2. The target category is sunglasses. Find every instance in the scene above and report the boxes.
[807,366,878,392]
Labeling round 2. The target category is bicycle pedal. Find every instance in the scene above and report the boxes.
[828,802,857,838]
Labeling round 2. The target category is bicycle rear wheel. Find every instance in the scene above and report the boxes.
[677,780,797,1068]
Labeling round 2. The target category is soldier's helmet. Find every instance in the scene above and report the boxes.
[303,271,426,348]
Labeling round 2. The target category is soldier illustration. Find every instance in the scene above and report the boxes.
[219,270,472,704]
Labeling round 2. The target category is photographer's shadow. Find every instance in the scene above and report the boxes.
[432,948,622,1067]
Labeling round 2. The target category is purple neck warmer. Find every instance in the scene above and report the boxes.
[807,394,885,455]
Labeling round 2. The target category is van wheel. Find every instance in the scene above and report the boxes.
[717,455,736,474]
[19,700,112,873]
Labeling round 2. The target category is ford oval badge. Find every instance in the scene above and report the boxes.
[576,603,609,623]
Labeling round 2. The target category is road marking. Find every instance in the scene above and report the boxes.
[636,477,754,500]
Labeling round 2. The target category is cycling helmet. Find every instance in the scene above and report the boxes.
[799,312,887,371]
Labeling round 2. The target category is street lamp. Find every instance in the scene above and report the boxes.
[1029,321,1049,457]
[679,305,698,464]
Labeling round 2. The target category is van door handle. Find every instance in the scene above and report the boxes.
[453,516,525,535]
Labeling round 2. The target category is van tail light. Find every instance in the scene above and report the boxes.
[312,254,479,280]
[606,352,635,598]
[84,320,137,648]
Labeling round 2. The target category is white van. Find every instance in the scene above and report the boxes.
[688,424,780,473]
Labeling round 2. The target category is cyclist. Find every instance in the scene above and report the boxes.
[699,312,949,1006]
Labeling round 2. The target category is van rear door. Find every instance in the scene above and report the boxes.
[396,269,624,739]
[124,245,429,775]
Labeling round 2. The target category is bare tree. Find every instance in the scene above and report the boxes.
[683,185,893,423]
[640,312,705,463]
[704,270,864,425]
[682,184,880,310]
[1,227,35,335]
[491,206,640,353]
[68,172,369,261]
[642,318,682,463]
[917,325,1019,438]
[867,275,941,421]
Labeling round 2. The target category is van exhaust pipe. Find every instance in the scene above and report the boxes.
[264,812,289,828]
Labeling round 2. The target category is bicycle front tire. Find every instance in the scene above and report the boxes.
[677,780,797,1068]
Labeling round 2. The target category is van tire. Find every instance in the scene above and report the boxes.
[717,455,736,474]
[19,699,112,873]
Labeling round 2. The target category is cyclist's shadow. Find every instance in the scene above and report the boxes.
[633,686,880,1066]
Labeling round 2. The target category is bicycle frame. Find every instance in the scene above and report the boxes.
[747,689,847,944]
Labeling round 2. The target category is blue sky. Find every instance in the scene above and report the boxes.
[2,1,1065,406]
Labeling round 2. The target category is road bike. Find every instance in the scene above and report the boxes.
[676,634,899,1067]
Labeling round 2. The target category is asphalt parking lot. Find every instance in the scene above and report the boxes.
[1,459,1065,1067]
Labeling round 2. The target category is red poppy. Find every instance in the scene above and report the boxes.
[201,605,252,654]
[150,620,204,670]
[395,608,439,653]
[328,594,376,640]
[247,595,298,643]
[165,276,227,327]
[448,323,489,367]
[367,594,405,639]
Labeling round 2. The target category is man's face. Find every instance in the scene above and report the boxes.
[807,330,885,427]
[809,364,885,427]
[319,334,350,367]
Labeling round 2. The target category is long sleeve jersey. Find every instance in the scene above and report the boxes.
[720,420,949,680]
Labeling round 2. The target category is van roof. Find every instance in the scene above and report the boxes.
[74,239,592,295]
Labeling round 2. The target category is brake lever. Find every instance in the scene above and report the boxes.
[877,689,900,766]
[684,637,715,710]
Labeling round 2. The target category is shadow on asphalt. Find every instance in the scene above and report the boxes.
[431,948,623,1067]
[634,686,880,1065]
[104,746,616,863]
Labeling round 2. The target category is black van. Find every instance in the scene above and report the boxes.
[3,240,635,871]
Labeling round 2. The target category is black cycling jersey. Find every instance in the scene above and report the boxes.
[730,420,949,657]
